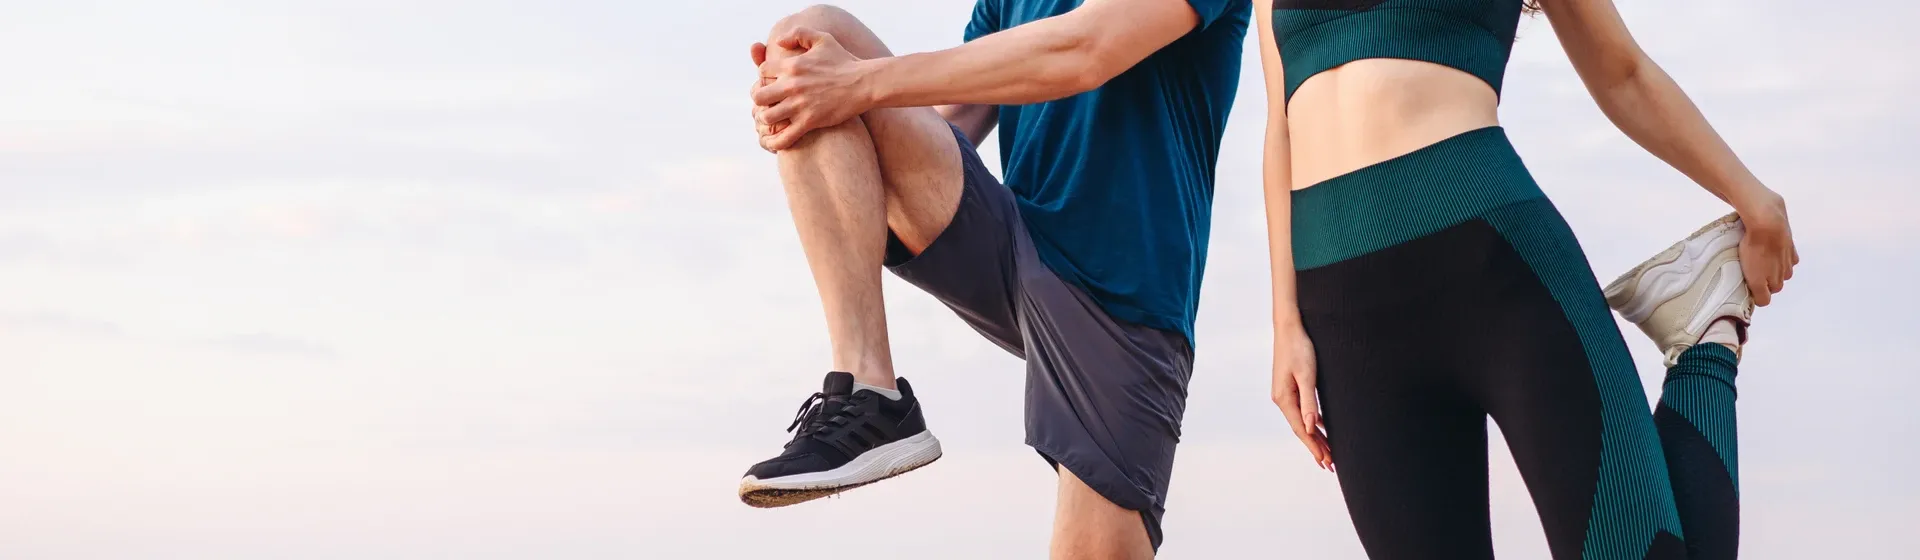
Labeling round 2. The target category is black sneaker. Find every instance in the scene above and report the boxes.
[738,371,941,508]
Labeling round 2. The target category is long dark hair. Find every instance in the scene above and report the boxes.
[1523,0,1542,13]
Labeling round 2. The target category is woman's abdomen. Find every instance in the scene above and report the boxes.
[1287,59,1502,190]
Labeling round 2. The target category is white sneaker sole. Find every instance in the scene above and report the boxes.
[738,430,942,508]
[1604,214,1743,323]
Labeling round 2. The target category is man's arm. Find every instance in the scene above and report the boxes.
[936,104,998,148]
[754,0,1220,150]
[860,0,1203,108]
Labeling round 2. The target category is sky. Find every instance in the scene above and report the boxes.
[0,0,1915,558]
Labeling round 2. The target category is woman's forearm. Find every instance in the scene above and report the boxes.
[1589,58,1773,210]
[1263,116,1303,329]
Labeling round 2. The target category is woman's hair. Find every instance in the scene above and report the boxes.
[1523,0,1542,13]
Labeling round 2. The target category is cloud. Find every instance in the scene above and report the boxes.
[0,310,128,338]
[199,333,339,361]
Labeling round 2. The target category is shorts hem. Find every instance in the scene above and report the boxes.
[1028,440,1166,550]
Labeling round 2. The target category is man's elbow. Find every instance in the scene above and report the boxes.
[1049,33,1122,95]
[1060,65,1110,94]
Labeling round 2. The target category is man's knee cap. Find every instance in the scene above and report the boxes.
[772,4,853,36]
[796,4,852,23]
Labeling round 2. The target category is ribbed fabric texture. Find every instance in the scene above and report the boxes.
[1659,344,1741,487]
[1292,126,1541,270]
[1272,0,1523,102]
[1292,128,1697,558]
[1484,200,1686,559]
[1654,344,1742,559]
[1298,218,1603,560]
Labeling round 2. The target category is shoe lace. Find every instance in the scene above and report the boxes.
[785,391,867,439]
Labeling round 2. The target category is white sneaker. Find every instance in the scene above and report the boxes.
[1603,213,1752,367]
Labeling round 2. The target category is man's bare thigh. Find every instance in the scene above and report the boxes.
[767,5,964,253]
[1054,467,1155,559]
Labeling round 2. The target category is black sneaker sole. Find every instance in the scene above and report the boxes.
[739,453,942,508]
[738,430,942,508]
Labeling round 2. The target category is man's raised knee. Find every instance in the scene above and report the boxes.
[765,4,889,61]
[770,5,853,41]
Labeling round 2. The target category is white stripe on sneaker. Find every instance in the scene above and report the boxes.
[1686,261,1746,335]
[1618,224,1743,323]
[739,430,942,491]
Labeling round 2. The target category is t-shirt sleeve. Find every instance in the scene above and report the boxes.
[1185,0,1246,30]
[964,0,1000,42]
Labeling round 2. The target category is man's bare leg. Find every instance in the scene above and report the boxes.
[771,118,895,388]
[1053,468,1156,559]
[759,7,1155,555]
[762,5,964,389]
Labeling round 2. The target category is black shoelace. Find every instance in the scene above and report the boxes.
[785,391,867,439]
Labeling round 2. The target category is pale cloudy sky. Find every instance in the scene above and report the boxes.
[0,0,1914,558]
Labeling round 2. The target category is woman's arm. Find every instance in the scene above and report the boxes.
[1255,0,1332,471]
[1542,0,1798,304]
[1256,3,1298,327]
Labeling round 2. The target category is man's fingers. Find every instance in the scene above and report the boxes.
[774,27,830,52]
[759,102,797,127]
[749,79,767,128]
[749,80,765,115]
[763,122,810,152]
[750,42,767,66]
[752,79,794,107]
[758,125,792,153]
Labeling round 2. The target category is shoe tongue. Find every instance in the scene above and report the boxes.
[822,371,855,395]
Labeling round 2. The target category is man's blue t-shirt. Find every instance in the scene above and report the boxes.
[965,0,1249,343]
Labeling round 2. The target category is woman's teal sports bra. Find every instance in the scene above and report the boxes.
[1273,0,1523,103]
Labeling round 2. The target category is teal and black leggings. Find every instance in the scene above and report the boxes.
[1293,127,1741,560]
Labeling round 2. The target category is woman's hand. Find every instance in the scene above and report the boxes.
[1273,322,1332,471]
[1735,190,1798,306]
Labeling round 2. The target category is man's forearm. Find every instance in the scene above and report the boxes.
[856,0,1198,109]
[860,16,1104,109]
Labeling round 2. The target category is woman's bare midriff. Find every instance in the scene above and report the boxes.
[1287,58,1502,190]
